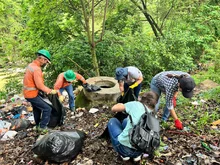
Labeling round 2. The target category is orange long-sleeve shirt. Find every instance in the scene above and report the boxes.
[54,72,86,96]
[23,60,52,98]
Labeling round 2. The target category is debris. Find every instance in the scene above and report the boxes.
[201,141,211,151]
[161,152,172,156]
[209,144,219,151]
[0,99,6,104]
[159,145,169,152]
[89,108,99,114]
[143,153,149,158]
[182,154,197,165]
[75,112,84,118]
[211,119,220,126]
[1,130,17,141]
[94,123,99,128]
[166,130,197,137]
[191,101,199,106]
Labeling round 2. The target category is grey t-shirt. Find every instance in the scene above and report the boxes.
[124,66,143,85]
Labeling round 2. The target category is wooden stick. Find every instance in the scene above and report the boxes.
[67,57,91,77]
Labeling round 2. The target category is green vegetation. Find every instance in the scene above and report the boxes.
[0,0,219,135]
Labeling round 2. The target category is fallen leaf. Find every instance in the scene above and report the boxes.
[211,119,220,126]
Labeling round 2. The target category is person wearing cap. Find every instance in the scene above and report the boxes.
[115,66,143,98]
[150,71,196,130]
[54,70,87,112]
[23,49,57,133]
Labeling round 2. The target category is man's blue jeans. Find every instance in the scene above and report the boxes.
[150,77,170,121]
[26,95,52,128]
[107,117,142,158]
[59,84,74,109]
[124,83,142,98]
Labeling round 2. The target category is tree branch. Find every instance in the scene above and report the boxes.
[68,0,78,11]
[141,0,146,10]
[96,0,109,44]
[80,0,92,45]
[160,0,176,30]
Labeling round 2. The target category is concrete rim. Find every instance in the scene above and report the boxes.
[83,76,120,101]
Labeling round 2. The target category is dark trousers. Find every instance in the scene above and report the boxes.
[26,95,52,128]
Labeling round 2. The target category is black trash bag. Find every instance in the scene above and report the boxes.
[47,94,66,128]
[32,130,86,163]
[117,88,137,104]
[15,131,28,139]
[83,83,101,92]
[38,92,66,128]
[99,88,137,139]
[82,83,92,92]
[11,106,27,116]
[10,119,31,131]
[91,84,101,91]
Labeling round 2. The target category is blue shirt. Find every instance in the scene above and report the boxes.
[118,101,152,149]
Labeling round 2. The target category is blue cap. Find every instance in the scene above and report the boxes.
[115,67,128,80]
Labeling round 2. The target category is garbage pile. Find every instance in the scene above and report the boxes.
[0,94,86,164]
[0,95,34,141]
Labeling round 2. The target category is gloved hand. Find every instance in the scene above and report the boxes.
[129,82,138,89]
[121,92,124,96]
[59,95,64,102]
[172,96,177,107]
[174,119,183,130]
[50,89,57,94]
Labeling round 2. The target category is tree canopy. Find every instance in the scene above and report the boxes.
[0,0,219,85]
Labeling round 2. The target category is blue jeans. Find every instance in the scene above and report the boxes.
[107,118,142,158]
[124,83,142,98]
[26,95,52,128]
[59,84,74,109]
[150,77,170,121]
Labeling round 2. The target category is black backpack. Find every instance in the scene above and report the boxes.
[129,103,160,154]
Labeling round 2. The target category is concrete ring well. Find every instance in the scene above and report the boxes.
[83,76,120,102]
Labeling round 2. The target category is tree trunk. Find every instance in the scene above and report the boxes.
[91,46,99,76]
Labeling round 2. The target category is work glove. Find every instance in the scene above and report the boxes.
[59,95,64,103]
[174,119,183,130]
[129,82,138,89]
[172,96,177,107]
[50,89,57,94]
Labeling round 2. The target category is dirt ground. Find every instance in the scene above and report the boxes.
[0,81,220,165]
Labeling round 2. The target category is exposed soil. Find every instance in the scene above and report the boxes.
[0,81,220,165]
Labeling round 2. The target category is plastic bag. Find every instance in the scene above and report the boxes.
[117,88,137,104]
[10,119,30,131]
[83,83,101,92]
[40,94,66,128]
[32,130,86,163]
[11,106,27,116]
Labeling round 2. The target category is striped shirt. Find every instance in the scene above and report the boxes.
[154,71,189,110]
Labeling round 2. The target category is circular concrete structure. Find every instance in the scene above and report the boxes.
[83,76,120,102]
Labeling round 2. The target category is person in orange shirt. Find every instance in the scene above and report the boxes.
[54,70,87,112]
[23,49,57,133]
